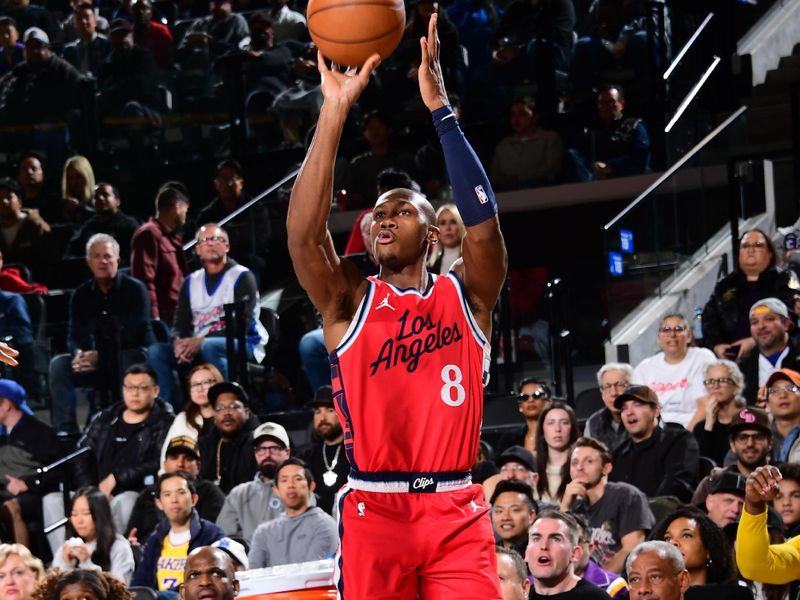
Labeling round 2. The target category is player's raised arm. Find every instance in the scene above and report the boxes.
[287,52,381,313]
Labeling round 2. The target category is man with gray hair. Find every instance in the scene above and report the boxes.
[584,362,634,452]
[495,546,529,600]
[49,232,155,434]
[626,541,690,600]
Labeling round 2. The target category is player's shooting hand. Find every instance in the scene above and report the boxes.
[317,50,381,111]
[0,342,18,367]
[745,465,782,515]
[418,13,449,112]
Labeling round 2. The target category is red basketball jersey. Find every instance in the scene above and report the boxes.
[329,273,491,474]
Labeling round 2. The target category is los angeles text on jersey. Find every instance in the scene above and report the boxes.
[369,307,463,375]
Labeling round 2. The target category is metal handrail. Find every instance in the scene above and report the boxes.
[603,105,748,231]
[663,12,714,81]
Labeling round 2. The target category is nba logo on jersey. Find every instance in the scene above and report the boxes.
[474,185,488,204]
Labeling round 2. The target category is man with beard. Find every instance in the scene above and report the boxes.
[525,509,611,600]
[299,385,348,514]
[148,223,268,407]
[691,406,773,504]
[561,437,655,574]
[67,182,140,264]
[216,420,291,542]
[197,382,260,494]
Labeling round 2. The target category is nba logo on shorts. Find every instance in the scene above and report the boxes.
[357,502,365,517]
[474,185,488,204]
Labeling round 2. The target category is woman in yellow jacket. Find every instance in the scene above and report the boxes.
[736,465,800,583]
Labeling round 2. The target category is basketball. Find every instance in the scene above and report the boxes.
[307,0,406,67]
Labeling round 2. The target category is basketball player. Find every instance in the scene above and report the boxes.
[287,14,507,599]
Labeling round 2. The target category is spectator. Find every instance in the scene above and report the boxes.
[561,437,655,574]
[148,224,267,407]
[97,19,160,117]
[0,178,51,281]
[159,364,222,466]
[0,248,47,294]
[59,0,109,44]
[703,471,745,529]
[736,464,799,584]
[130,183,190,327]
[0,28,83,125]
[130,472,224,591]
[60,3,112,76]
[197,382,260,494]
[65,363,173,537]
[48,234,155,434]
[0,379,63,548]
[193,160,269,282]
[584,363,633,453]
[765,369,800,462]
[611,385,699,502]
[66,183,140,264]
[299,386,348,515]
[180,547,238,600]
[633,313,716,427]
[3,0,57,43]
[495,546,530,600]
[535,401,578,503]
[572,513,629,598]
[525,509,612,600]
[59,156,97,226]
[210,537,248,571]
[188,0,248,57]
[689,360,746,464]
[569,84,651,181]
[52,487,135,584]
[248,458,337,569]
[482,445,538,503]
[739,298,800,404]
[0,18,23,77]
[691,407,774,504]
[216,421,290,542]
[703,229,797,360]
[32,570,130,600]
[774,463,800,537]
[426,204,465,275]
[126,436,225,545]
[652,507,741,590]
[626,541,689,600]
[342,111,415,209]
[491,98,563,189]
[263,0,306,44]
[131,0,173,67]
[0,290,36,393]
[0,544,44,600]
[490,479,538,557]
[497,378,552,454]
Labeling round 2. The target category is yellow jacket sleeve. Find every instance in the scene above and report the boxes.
[736,508,800,584]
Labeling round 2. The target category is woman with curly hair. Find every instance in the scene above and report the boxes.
[51,488,134,584]
[650,506,753,600]
[33,570,130,600]
[0,544,45,600]
[535,401,578,502]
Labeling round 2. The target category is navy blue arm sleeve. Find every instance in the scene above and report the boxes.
[432,106,498,226]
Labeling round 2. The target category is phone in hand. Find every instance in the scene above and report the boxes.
[724,344,740,360]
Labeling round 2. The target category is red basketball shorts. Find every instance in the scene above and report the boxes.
[333,483,502,599]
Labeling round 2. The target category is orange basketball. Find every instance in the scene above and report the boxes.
[307,0,406,67]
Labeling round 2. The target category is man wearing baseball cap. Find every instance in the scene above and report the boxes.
[481,445,538,504]
[216,420,295,544]
[765,369,800,464]
[197,382,260,494]
[610,385,699,502]
[691,406,774,504]
[0,379,63,548]
[704,470,746,528]
[299,385,349,515]
[740,298,800,405]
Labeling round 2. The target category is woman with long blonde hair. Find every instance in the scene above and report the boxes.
[57,156,95,226]
[427,204,466,274]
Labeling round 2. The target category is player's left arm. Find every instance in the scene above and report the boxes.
[418,13,507,335]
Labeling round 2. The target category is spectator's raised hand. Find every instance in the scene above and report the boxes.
[745,465,782,515]
[0,342,18,367]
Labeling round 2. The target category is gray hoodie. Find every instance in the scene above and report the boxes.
[248,507,338,569]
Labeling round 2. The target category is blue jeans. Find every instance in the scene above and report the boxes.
[298,328,330,392]
[147,338,254,409]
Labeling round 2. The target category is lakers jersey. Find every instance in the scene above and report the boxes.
[330,273,490,475]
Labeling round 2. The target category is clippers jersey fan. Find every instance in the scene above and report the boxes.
[329,273,490,475]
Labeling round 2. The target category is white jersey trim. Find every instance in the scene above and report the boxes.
[334,280,375,355]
